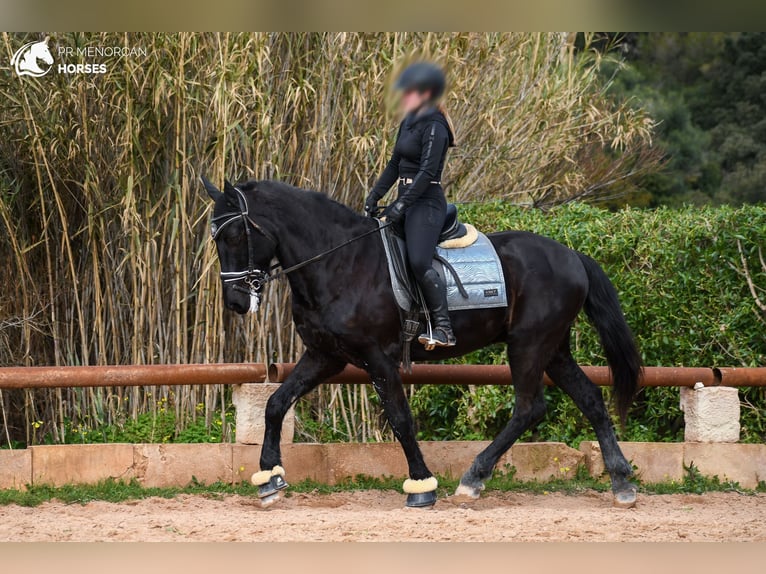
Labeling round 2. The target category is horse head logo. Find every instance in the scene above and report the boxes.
[11,37,54,78]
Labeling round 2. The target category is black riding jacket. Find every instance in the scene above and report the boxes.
[371,107,455,209]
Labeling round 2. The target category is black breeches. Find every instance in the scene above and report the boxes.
[401,189,447,284]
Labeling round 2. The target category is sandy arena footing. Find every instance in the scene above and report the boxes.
[1,491,764,542]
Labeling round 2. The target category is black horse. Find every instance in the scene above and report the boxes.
[203,177,642,508]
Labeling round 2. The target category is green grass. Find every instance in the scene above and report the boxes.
[0,464,761,507]
[641,463,761,495]
[0,478,262,507]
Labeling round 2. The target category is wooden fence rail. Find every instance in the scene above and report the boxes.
[268,363,766,388]
[0,363,764,390]
[0,363,267,389]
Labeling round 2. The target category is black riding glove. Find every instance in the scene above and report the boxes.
[364,192,380,217]
[385,201,407,225]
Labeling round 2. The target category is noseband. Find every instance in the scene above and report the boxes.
[210,186,276,313]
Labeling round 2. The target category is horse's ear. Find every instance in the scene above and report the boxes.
[223,179,241,205]
[200,175,223,201]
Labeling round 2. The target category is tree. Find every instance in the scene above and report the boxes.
[605,32,766,206]
[692,33,766,204]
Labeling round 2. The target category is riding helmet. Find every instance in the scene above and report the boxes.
[395,62,446,100]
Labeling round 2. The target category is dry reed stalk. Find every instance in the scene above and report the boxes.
[0,33,657,445]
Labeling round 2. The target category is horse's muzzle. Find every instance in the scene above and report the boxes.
[223,286,251,315]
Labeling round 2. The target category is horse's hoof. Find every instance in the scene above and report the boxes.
[258,474,289,500]
[453,482,482,501]
[406,490,437,508]
[259,490,284,508]
[613,487,637,509]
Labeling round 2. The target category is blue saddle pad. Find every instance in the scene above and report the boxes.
[379,221,508,313]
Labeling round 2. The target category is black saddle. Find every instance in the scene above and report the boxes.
[382,204,471,308]
[439,203,468,243]
[381,212,471,313]
[378,205,506,371]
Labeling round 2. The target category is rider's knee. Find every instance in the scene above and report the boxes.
[409,259,432,282]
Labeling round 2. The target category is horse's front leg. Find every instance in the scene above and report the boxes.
[366,351,437,508]
[253,349,345,506]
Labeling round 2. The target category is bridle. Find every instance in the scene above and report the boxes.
[210,186,276,313]
[211,184,391,314]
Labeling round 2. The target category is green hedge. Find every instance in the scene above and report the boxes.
[411,203,766,444]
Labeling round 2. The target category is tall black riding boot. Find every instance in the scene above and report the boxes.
[417,268,457,348]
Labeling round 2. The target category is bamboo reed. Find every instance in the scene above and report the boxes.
[0,33,656,445]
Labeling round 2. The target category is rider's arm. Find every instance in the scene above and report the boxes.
[370,125,403,200]
[395,120,449,209]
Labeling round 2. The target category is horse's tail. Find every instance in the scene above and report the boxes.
[577,252,642,423]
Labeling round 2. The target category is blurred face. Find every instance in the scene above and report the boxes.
[400,89,430,114]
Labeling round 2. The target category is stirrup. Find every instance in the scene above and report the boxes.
[417,328,456,351]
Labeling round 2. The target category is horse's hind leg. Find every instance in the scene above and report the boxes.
[546,343,637,508]
[456,345,547,499]
[254,349,345,505]
[365,350,436,507]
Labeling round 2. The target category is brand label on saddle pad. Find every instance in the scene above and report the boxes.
[379,221,507,312]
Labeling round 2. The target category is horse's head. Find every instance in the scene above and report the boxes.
[33,38,54,66]
[13,37,53,77]
[203,177,277,315]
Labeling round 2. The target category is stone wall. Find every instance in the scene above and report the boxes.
[2,441,764,490]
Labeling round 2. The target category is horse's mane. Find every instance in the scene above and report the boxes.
[240,179,368,228]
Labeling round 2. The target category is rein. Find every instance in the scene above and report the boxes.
[212,186,390,312]
[270,222,391,280]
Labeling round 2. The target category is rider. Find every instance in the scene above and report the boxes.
[365,62,457,348]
